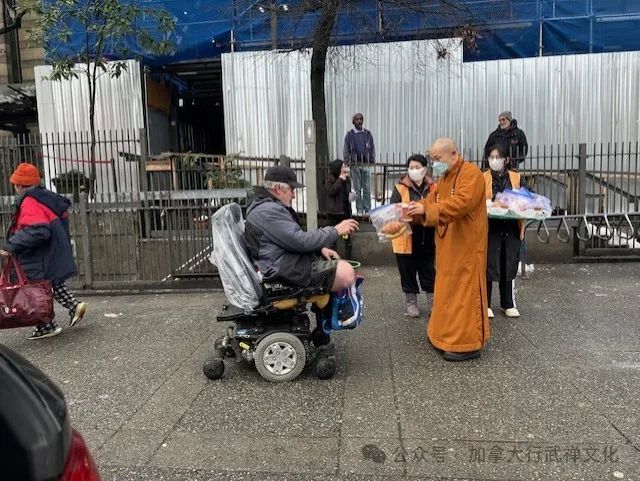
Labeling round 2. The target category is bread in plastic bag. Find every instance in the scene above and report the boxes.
[490,188,552,220]
[207,203,262,311]
[369,204,412,243]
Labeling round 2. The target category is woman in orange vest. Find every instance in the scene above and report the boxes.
[484,145,526,319]
[390,154,436,317]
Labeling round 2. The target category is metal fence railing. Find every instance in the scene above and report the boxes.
[315,144,640,255]
[0,131,638,288]
[315,143,640,218]
[0,131,302,286]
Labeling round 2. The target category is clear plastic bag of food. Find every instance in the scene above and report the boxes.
[369,204,412,243]
[493,188,552,219]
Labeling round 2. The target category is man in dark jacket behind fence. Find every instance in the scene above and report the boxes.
[0,163,87,340]
[483,111,528,167]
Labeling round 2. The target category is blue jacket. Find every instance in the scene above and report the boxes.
[5,186,77,283]
[343,128,376,164]
[244,187,338,286]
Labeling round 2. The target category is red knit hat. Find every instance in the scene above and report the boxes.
[10,163,41,186]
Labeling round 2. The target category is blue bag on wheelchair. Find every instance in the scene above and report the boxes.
[323,276,364,333]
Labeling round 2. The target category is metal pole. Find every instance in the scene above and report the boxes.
[575,143,588,256]
[79,191,94,289]
[231,0,237,52]
[304,120,318,231]
[271,5,277,50]
[578,143,587,215]
[538,0,544,57]
[139,127,149,193]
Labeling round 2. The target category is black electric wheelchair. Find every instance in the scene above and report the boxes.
[202,204,337,383]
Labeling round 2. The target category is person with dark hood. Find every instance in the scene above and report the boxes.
[0,163,88,340]
[483,111,528,167]
[325,159,354,260]
[390,154,436,317]
[483,144,527,319]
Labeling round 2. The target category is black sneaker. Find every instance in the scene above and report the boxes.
[28,322,62,340]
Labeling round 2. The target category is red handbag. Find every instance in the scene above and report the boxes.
[0,255,54,329]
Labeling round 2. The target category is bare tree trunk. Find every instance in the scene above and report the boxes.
[85,62,97,198]
[88,97,96,197]
[310,0,339,165]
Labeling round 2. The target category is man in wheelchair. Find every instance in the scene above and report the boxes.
[244,165,359,345]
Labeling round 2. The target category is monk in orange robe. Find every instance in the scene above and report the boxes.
[407,138,490,361]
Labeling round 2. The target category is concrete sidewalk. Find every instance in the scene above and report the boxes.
[1,264,639,481]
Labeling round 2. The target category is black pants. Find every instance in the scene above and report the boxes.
[395,252,435,294]
[487,234,516,309]
[311,302,332,346]
[328,214,352,260]
[487,278,516,309]
[487,247,516,310]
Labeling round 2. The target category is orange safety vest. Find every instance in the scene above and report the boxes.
[391,181,435,255]
[484,170,521,198]
[484,170,524,231]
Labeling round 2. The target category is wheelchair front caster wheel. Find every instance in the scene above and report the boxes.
[203,357,225,380]
[315,358,336,380]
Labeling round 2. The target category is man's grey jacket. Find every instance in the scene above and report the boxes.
[244,187,338,286]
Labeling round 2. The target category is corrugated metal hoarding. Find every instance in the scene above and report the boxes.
[222,42,640,161]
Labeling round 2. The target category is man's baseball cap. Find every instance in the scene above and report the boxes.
[265,165,304,188]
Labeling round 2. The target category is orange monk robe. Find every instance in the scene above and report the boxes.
[418,158,490,352]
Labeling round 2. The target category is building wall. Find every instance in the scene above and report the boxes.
[0,11,44,84]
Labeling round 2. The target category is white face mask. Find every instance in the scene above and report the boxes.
[488,157,505,172]
[408,167,426,182]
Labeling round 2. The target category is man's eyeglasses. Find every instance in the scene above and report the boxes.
[499,117,508,121]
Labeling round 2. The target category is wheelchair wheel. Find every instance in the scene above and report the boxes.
[203,357,225,380]
[255,332,306,382]
[312,343,336,380]
[315,358,336,380]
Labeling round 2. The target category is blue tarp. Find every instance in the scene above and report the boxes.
[45,0,640,64]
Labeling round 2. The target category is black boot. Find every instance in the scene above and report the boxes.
[310,343,336,379]
[310,303,332,347]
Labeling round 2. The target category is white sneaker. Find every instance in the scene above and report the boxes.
[488,308,494,319]
[504,308,521,318]
[69,302,88,328]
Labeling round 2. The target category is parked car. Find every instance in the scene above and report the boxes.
[0,344,100,481]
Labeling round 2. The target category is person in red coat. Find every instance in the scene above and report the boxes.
[0,163,87,340]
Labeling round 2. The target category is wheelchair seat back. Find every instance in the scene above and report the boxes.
[209,203,263,310]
